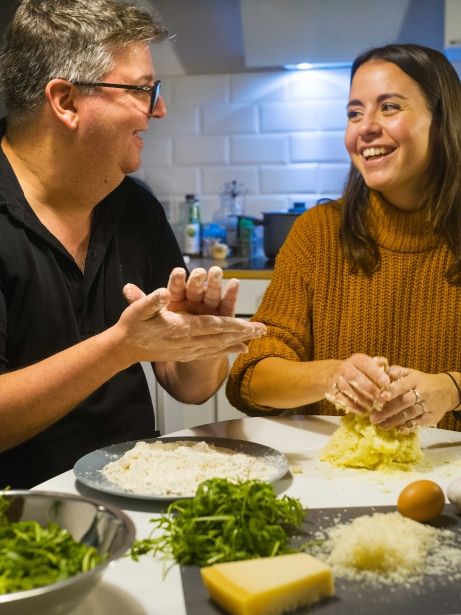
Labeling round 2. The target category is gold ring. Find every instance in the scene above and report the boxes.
[409,388,420,404]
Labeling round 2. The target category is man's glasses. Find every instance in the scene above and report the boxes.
[72,79,161,114]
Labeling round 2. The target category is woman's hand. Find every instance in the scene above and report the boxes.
[325,353,391,415]
[370,368,458,431]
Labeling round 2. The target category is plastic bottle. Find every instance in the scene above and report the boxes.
[239,217,255,258]
[174,196,189,251]
[220,180,245,256]
[225,199,241,254]
[183,194,201,257]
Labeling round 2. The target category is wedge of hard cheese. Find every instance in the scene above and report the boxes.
[200,552,334,615]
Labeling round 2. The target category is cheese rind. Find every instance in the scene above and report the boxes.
[200,553,334,615]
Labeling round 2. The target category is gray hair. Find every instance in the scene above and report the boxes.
[0,0,168,125]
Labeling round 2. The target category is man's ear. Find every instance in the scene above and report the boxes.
[44,79,79,129]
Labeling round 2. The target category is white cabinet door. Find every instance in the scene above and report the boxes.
[214,352,247,422]
[216,380,246,421]
[141,361,215,435]
[223,278,270,317]
[216,279,270,420]
[156,387,216,435]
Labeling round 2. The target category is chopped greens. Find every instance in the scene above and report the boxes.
[0,493,106,595]
[131,478,306,568]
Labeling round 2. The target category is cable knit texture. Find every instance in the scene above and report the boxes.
[226,193,461,431]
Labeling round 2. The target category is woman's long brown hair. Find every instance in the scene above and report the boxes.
[340,44,461,284]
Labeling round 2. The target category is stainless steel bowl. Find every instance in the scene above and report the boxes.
[0,490,135,615]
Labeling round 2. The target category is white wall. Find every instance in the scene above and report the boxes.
[134,51,461,227]
[0,0,459,230]
[129,0,456,227]
[133,67,351,226]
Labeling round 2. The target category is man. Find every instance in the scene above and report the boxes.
[0,0,265,487]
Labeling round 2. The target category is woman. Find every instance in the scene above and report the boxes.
[226,44,461,432]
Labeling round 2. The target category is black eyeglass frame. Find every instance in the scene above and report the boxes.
[72,79,161,114]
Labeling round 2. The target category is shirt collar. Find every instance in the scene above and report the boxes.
[0,117,31,224]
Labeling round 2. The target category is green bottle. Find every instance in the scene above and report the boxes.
[183,194,201,256]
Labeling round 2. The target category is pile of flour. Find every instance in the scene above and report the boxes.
[102,440,276,496]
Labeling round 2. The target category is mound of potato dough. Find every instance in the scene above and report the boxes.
[320,413,423,471]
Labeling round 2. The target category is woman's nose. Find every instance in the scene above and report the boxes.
[150,95,167,119]
[359,111,381,138]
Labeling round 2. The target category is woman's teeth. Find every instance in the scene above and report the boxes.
[363,146,391,160]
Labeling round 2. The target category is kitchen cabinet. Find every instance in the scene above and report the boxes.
[153,372,244,435]
[445,0,461,60]
[156,384,216,434]
[240,0,443,68]
[215,373,247,421]
[148,276,270,434]
[223,277,269,317]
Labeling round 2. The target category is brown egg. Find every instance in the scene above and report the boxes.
[397,479,445,522]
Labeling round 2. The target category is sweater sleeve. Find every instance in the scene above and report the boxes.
[226,212,316,415]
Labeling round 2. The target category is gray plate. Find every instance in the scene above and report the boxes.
[73,436,289,502]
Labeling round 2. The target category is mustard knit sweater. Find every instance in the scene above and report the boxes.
[226,194,461,431]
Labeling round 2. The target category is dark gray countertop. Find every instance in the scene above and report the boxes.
[181,504,461,615]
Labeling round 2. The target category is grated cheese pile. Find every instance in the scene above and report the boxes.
[320,413,423,471]
[102,440,277,496]
[311,511,461,585]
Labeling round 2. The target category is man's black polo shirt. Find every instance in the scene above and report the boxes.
[0,121,186,487]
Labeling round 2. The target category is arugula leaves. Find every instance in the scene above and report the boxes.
[131,478,305,568]
[0,493,106,595]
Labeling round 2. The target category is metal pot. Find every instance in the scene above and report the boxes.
[263,203,306,258]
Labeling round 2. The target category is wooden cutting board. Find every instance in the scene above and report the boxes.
[181,504,461,615]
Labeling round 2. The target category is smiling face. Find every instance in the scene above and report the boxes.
[77,42,166,183]
[344,60,433,211]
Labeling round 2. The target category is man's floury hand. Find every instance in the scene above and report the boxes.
[118,267,266,364]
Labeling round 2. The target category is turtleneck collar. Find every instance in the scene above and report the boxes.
[367,191,440,253]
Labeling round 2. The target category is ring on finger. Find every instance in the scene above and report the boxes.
[409,388,420,405]
[415,400,430,415]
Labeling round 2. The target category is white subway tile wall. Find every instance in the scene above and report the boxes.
[133,67,352,225]
[232,135,289,164]
[173,136,228,166]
